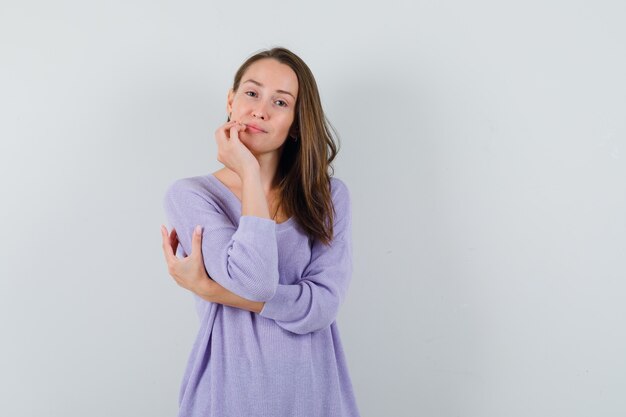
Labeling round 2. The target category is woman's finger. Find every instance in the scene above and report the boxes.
[161,225,177,263]
[191,225,204,260]
[216,120,238,143]
[228,123,245,143]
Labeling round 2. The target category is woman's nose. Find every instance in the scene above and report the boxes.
[252,102,268,119]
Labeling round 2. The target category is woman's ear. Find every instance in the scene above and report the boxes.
[289,120,300,138]
[226,88,234,114]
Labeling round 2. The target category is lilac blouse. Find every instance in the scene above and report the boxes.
[163,173,361,417]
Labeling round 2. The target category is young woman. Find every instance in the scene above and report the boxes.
[160,47,360,417]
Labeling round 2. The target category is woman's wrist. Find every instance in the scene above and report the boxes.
[195,278,265,314]
[240,163,260,183]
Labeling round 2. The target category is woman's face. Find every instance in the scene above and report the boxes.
[227,58,299,157]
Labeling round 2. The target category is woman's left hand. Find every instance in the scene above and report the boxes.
[160,224,215,298]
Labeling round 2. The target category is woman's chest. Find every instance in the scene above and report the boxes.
[275,230,312,285]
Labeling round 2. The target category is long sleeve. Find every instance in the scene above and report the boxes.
[163,177,279,302]
[258,179,353,335]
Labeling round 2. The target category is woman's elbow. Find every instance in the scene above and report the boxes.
[244,271,279,301]
[282,299,341,335]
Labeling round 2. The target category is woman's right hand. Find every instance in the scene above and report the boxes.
[160,224,215,300]
[214,120,260,180]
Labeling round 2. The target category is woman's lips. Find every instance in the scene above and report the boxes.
[245,124,267,133]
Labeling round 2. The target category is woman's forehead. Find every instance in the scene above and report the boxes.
[241,59,298,97]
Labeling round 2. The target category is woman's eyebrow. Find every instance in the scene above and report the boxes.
[242,79,296,100]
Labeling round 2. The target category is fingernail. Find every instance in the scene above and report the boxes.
[195,225,202,234]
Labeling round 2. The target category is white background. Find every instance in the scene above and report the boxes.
[1,1,625,416]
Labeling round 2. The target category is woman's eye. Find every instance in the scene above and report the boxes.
[275,99,287,107]
[245,91,257,97]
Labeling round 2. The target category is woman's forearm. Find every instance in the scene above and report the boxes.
[241,168,272,221]
[196,278,265,314]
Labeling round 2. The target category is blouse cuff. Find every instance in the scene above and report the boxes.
[258,285,300,320]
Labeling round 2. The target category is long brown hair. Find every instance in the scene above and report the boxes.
[230,47,340,245]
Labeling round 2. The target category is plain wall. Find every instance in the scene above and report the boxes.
[1,0,625,416]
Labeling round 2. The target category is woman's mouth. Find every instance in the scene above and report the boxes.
[245,123,267,133]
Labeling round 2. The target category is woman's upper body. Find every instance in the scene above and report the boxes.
[162,46,346,309]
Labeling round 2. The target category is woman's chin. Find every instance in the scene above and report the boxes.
[240,136,284,157]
